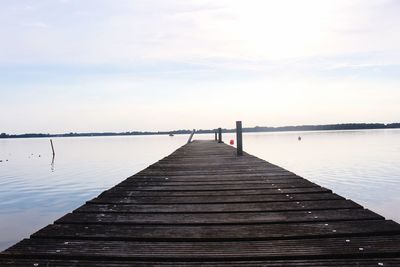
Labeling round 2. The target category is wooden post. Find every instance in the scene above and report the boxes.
[50,139,55,156]
[187,129,196,144]
[214,131,217,141]
[236,121,243,156]
[218,128,222,143]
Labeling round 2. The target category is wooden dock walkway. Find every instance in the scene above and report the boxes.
[1,140,400,266]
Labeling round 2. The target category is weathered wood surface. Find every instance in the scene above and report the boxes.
[89,192,344,204]
[1,140,400,266]
[74,200,361,213]
[96,187,333,197]
[1,259,400,267]
[55,208,383,225]
[32,220,400,241]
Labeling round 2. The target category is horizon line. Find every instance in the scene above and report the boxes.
[1,122,400,139]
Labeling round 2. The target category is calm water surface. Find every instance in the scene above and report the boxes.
[0,129,399,250]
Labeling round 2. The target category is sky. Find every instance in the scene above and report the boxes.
[1,0,400,134]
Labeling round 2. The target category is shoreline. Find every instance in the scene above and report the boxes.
[1,124,400,140]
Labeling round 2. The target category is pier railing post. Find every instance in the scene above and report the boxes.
[236,121,243,156]
[214,131,217,141]
[218,128,222,143]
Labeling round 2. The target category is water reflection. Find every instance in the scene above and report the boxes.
[50,155,55,172]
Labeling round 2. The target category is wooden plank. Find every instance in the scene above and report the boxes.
[3,235,400,260]
[109,182,318,191]
[32,220,400,241]
[150,166,284,171]
[75,200,361,213]
[127,173,299,182]
[89,193,344,204]
[2,258,400,266]
[138,170,293,176]
[144,167,288,173]
[118,177,307,186]
[56,208,382,225]
[98,187,332,197]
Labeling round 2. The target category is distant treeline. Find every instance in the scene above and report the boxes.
[1,123,400,139]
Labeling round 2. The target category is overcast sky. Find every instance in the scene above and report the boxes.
[1,0,400,133]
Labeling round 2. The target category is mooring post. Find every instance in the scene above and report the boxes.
[218,128,222,143]
[236,121,243,156]
[50,139,55,157]
[187,129,196,144]
[214,131,218,141]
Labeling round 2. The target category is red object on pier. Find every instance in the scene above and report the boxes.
[230,139,234,145]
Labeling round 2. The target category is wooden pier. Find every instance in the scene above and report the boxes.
[1,140,400,266]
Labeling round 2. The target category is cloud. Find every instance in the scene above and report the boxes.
[20,22,50,28]
[0,0,398,66]
[1,0,400,132]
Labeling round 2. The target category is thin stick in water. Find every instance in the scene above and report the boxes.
[50,139,55,156]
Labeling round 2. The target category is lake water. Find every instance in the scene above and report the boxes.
[0,129,399,250]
